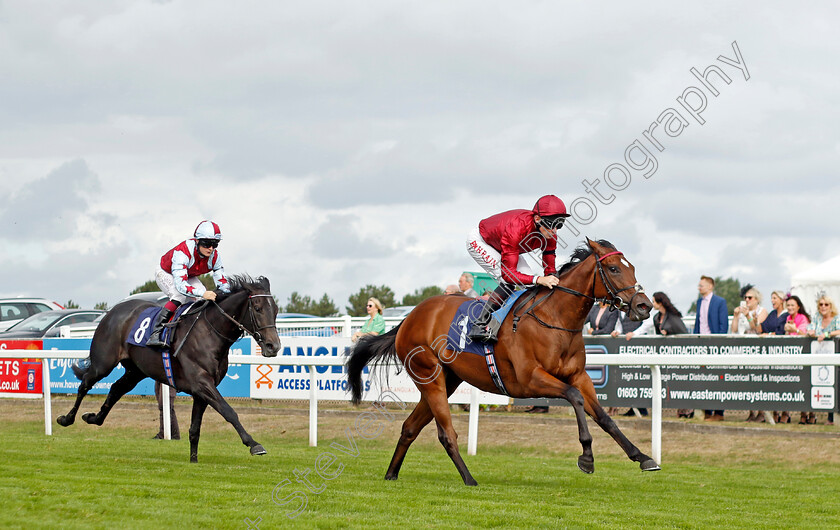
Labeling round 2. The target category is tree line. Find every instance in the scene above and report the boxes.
[74,275,750,317]
[125,276,444,317]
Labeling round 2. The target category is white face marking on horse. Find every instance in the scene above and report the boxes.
[620,258,630,267]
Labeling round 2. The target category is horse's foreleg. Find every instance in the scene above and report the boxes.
[189,397,208,463]
[82,368,146,426]
[573,373,660,472]
[527,368,595,473]
[196,383,265,457]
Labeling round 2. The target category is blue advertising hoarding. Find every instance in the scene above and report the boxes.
[43,337,253,397]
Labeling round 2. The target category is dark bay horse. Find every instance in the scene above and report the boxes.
[347,239,658,485]
[57,275,281,462]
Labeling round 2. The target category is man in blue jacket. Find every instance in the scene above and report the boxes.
[693,275,729,420]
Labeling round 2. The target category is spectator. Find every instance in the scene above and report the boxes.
[759,290,789,336]
[352,297,386,343]
[783,295,810,336]
[805,294,839,425]
[761,290,791,424]
[731,286,769,422]
[444,284,460,295]
[584,301,620,335]
[731,285,768,335]
[693,275,728,421]
[783,295,812,424]
[153,382,179,440]
[651,291,689,336]
[458,273,479,298]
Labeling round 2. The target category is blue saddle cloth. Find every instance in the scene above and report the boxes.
[126,302,194,348]
[445,290,527,356]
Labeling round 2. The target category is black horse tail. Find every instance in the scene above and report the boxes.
[347,323,402,405]
[71,358,91,381]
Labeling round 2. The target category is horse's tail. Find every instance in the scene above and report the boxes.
[71,357,91,381]
[346,323,402,405]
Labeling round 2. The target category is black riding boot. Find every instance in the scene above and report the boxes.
[467,284,511,343]
[146,307,175,350]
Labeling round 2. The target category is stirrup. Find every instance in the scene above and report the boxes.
[467,319,500,343]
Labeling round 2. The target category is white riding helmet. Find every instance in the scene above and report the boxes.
[194,220,223,241]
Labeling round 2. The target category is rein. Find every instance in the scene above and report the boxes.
[205,294,277,343]
[511,244,644,333]
[168,294,276,352]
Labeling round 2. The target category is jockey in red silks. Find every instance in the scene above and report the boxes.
[465,195,569,342]
[146,220,231,349]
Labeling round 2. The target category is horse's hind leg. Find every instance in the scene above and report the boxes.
[195,381,265,458]
[573,372,660,472]
[385,371,463,481]
[82,364,146,426]
[188,397,209,463]
[57,356,119,427]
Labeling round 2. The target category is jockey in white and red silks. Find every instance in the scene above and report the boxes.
[146,220,231,349]
[465,195,569,342]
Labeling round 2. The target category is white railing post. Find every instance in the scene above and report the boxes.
[309,365,318,447]
[341,315,352,338]
[162,385,171,440]
[650,365,662,465]
[42,359,52,436]
[467,386,479,455]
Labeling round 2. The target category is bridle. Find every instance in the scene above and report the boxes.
[512,245,645,333]
[203,293,277,345]
[593,250,645,312]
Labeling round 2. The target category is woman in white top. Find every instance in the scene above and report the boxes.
[731,285,768,335]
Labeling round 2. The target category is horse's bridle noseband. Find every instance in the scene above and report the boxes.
[205,293,277,345]
[593,250,645,312]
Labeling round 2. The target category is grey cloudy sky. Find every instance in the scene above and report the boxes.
[1,1,838,314]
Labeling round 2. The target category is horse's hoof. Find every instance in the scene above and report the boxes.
[81,413,100,425]
[190,455,198,463]
[640,459,661,472]
[250,444,267,456]
[384,474,398,481]
[56,415,73,427]
[464,478,478,486]
[577,456,595,474]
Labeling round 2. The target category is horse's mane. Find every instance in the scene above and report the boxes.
[556,240,617,275]
[215,274,271,303]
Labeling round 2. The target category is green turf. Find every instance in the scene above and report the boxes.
[2,418,839,530]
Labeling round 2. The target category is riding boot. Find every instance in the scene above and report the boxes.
[467,284,511,343]
[146,307,175,350]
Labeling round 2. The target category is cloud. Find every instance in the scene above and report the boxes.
[0,159,100,241]
[311,214,394,259]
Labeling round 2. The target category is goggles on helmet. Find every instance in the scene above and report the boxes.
[198,239,219,249]
[540,215,566,231]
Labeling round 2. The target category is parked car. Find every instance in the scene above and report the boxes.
[119,292,169,306]
[275,313,338,337]
[0,309,106,338]
[382,306,415,318]
[0,298,65,332]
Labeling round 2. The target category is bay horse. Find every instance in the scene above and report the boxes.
[57,275,281,462]
[347,239,658,485]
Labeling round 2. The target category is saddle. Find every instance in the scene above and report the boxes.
[126,302,198,349]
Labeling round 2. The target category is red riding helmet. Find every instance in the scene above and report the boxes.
[532,195,570,218]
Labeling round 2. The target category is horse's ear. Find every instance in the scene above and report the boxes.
[588,239,609,257]
[260,276,271,292]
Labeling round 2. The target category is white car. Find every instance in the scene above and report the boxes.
[0,298,65,332]
[381,306,416,318]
